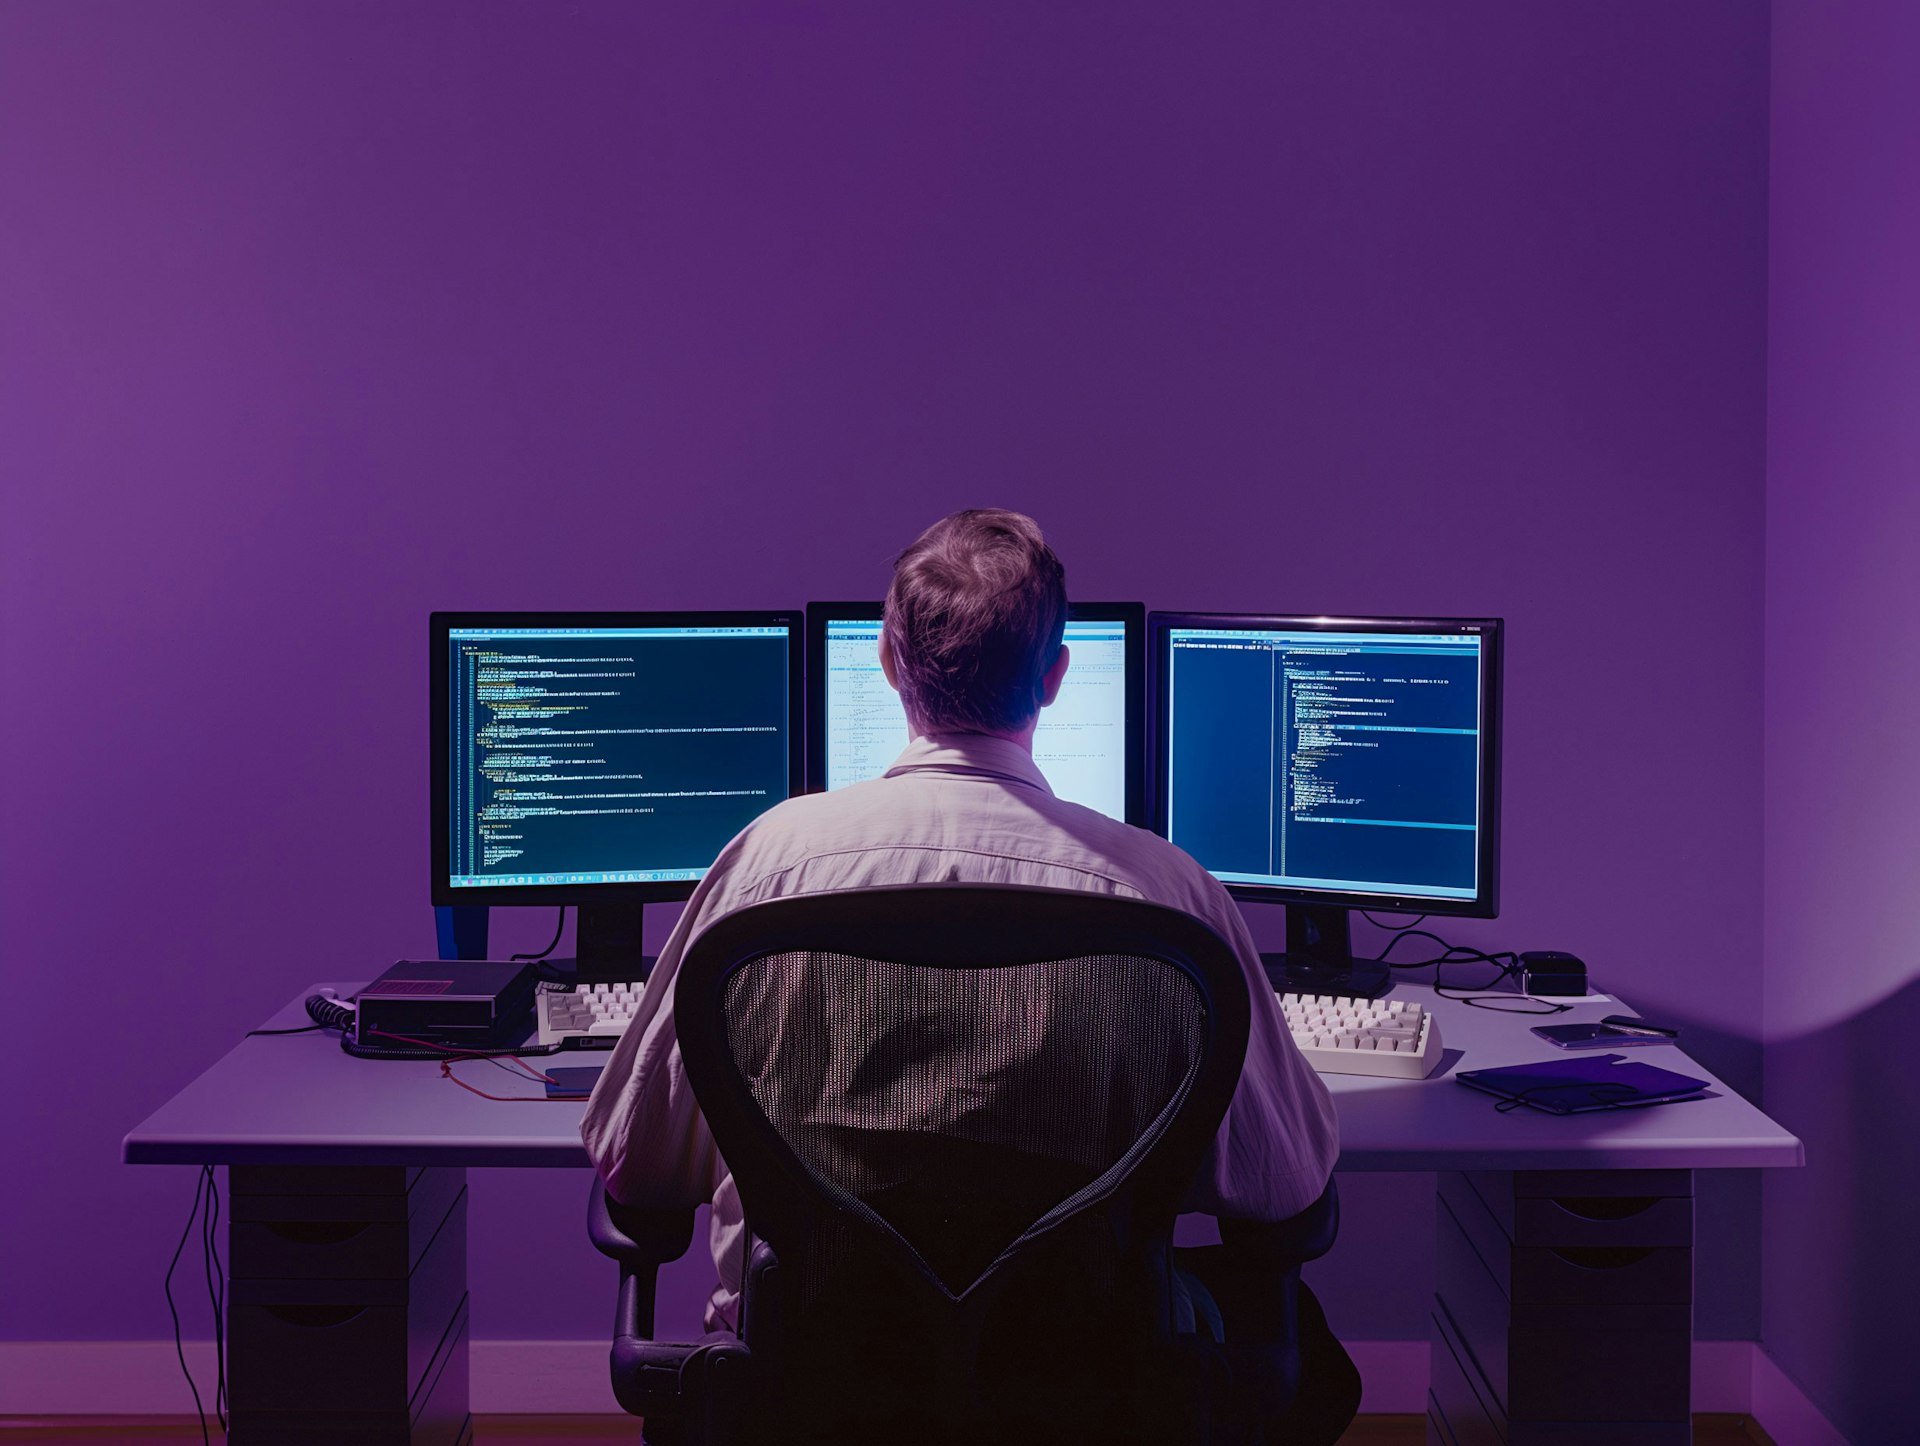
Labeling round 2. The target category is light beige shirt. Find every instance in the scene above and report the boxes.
[580,733,1339,1330]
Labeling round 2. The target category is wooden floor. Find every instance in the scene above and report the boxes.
[0,1413,1777,1443]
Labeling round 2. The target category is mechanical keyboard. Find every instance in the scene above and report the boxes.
[536,980,645,1049]
[1280,992,1443,1079]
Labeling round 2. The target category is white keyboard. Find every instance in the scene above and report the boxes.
[536,980,646,1049]
[1280,992,1443,1079]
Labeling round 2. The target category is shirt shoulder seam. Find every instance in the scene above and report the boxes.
[736,844,1144,898]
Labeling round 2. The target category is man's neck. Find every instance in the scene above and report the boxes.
[909,720,1038,754]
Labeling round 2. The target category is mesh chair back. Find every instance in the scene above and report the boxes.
[675,885,1251,1443]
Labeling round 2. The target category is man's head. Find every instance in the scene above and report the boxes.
[881,509,1069,738]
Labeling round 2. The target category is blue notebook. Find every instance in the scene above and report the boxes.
[1456,1053,1709,1114]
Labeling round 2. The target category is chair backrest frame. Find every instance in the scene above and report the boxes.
[675,883,1251,1297]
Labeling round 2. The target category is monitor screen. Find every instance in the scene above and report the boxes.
[432,613,802,902]
[808,603,1145,824]
[1155,615,1500,913]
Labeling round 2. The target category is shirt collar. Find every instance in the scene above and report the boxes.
[882,732,1054,796]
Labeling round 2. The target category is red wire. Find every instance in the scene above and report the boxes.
[364,1029,563,1084]
[437,1060,589,1102]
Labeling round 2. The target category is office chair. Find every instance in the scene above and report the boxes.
[588,883,1342,1445]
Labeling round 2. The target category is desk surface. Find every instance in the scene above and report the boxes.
[124,981,1802,1172]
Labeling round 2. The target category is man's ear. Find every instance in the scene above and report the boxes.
[879,628,900,691]
[1037,644,1070,708]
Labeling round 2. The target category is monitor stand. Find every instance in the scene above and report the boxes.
[558,902,657,986]
[1260,905,1392,1000]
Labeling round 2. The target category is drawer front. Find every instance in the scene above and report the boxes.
[231,1165,423,1199]
[228,1297,468,1445]
[1508,1244,1692,1311]
[1511,1195,1693,1250]
[1462,1171,1693,1244]
[232,1172,465,1280]
[1505,1328,1690,1424]
[232,1166,463,1226]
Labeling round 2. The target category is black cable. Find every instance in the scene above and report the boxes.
[201,1166,227,1432]
[165,1171,211,1446]
[247,1022,332,1036]
[1368,928,1573,1015]
[513,906,568,962]
[1360,911,1428,933]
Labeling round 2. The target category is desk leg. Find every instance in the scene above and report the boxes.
[226,1165,472,1445]
[1428,1169,1695,1446]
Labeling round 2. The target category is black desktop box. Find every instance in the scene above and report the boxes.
[354,959,538,1047]
[1518,950,1589,998]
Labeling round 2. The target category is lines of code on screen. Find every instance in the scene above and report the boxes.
[447,628,790,888]
[1166,629,1483,900]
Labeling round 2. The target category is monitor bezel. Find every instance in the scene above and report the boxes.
[430,609,806,907]
[1150,612,1503,918]
[804,600,1148,826]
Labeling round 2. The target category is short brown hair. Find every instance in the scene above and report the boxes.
[884,509,1068,734]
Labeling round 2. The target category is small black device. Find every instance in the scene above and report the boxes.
[1532,1018,1679,1050]
[352,959,538,1049]
[1518,950,1588,997]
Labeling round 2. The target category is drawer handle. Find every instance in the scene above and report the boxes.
[262,1303,369,1328]
[261,1220,372,1245]
[1550,1246,1655,1270]
[1551,1196,1658,1221]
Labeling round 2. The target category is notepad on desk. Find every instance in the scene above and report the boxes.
[1456,1053,1709,1114]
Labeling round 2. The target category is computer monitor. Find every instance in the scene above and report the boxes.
[1153,613,1501,996]
[806,602,1146,825]
[431,611,804,971]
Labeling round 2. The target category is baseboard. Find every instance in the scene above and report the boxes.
[1749,1346,1850,1446]
[0,1337,1851,1439]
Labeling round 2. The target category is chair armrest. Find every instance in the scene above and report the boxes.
[589,1186,699,1267]
[1218,1178,1339,1267]
[586,1185,749,1436]
[1176,1180,1340,1356]
[588,1185,698,1342]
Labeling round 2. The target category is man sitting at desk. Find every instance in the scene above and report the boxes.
[582,508,1351,1435]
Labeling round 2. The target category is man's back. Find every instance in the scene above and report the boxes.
[581,731,1338,1329]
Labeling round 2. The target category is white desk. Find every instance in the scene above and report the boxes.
[126,981,1801,1444]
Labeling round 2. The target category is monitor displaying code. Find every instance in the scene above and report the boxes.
[822,617,1131,821]
[446,626,792,888]
[1163,627,1486,900]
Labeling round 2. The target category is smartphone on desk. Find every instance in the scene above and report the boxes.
[1532,1016,1681,1050]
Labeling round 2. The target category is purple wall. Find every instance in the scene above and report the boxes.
[1764,2,1920,1440]
[2,2,1769,1356]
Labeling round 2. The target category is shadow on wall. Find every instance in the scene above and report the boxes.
[1764,971,1920,1444]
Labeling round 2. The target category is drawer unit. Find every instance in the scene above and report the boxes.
[1433,1170,1695,1446]
[226,1166,469,1445]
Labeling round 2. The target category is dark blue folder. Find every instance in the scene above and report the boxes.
[1456,1053,1709,1114]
